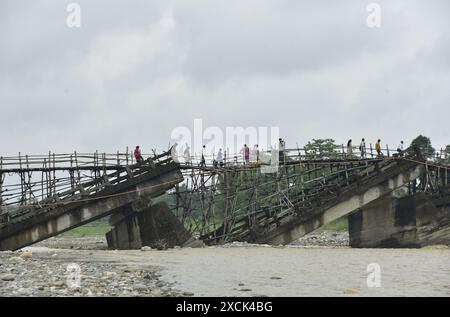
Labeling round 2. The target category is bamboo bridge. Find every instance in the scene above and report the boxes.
[1,144,449,250]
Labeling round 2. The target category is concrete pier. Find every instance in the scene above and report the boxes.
[349,192,450,248]
[106,201,204,250]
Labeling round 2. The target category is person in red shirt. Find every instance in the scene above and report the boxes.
[242,144,250,164]
[134,146,143,163]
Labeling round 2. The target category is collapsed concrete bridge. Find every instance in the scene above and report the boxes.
[178,146,450,247]
[0,152,183,250]
[1,145,449,250]
[198,148,423,244]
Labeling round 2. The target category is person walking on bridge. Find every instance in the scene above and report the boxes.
[184,143,192,165]
[397,141,404,157]
[278,138,286,164]
[200,145,206,167]
[375,139,383,157]
[347,140,353,156]
[216,148,224,167]
[134,146,143,163]
[171,143,179,163]
[253,144,260,163]
[359,138,366,158]
[241,144,250,164]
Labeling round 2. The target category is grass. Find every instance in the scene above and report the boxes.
[313,216,348,233]
[61,219,111,237]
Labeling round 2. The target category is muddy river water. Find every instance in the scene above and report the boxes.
[23,244,450,297]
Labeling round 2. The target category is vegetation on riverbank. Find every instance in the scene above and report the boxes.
[61,215,348,237]
[61,219,111,237]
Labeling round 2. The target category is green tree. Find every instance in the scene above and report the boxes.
[304,138,339,159]
[410,135,435,159]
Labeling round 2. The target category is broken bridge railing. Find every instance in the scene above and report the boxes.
[0,150,175,225]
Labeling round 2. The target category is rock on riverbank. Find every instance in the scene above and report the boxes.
[290,232,349,247]
[0,250,182,297]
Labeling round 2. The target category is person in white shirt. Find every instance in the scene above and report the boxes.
[278,138,286,163]
[253,144,259,163]
[171,143,179,163]
[200,145,206,166]
[359,138,366,158]
[216,148,224,167]
[397,141,404,157]
[184,143,191,164]
[347,139,353,155]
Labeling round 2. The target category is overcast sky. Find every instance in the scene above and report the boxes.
[1,0,449,156]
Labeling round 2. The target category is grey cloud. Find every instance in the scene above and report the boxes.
[0,0,449,156]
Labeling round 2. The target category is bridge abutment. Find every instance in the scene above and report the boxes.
[349,192,450,247]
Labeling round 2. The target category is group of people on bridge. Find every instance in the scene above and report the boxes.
[195,138,286,168]
[346,139,405,158]
[133,137,406,168]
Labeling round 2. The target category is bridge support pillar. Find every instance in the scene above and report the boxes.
[106,201,204,250]
[349,193,450,247]
[106,212,142,250]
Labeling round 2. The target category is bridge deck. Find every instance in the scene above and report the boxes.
[0,152,183,250]
[198,147,450,244]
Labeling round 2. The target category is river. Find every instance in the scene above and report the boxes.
[140,245,450,297]
[20,243,450,297]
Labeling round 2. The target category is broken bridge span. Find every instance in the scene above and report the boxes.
[1,145,449,250]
